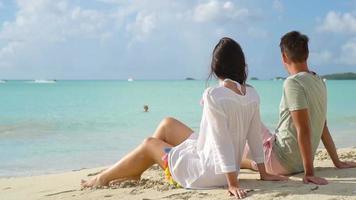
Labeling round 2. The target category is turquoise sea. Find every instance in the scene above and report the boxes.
[0,80,355,177]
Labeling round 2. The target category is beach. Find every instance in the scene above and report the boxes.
[1,148,355,200]
[1,81,355,199]
[2,1,356,199]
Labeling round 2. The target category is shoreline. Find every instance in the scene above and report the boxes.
[1,148,356,200]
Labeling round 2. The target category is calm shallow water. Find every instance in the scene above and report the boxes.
[0,80,355,177]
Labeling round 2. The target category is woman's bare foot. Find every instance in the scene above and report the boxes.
[81,174,142,189]
[250,161,258,171]
[241,159,259,171]
[108,175,141,186]
[81,174,108,189]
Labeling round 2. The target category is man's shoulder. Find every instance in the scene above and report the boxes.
[284,72,323,88]
[286,72,310,82]
[283,75,302,89]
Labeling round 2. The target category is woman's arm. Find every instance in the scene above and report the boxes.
[205,93,237,174]
[246,107,265,164]
[322,122,356,168]
[204,92,246,198]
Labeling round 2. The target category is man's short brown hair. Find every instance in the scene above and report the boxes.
[280,31,309,63]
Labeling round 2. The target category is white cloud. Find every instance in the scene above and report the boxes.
[68,7,109,38]
[0,41,21,58]
[193,1,251,23]
[0,0,113,63]
[273,0,284,12]
[0,0,260,51]
[338,38,356,65]
[310,50,333,65]
[126,12,157,41]
[317,11,356,34]
[96,0,120,3]
[314,11,356,66]
[0,0,266,78]
[0,40,21,68]
[310,38,356,66]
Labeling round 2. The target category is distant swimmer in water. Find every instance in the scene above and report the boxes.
[143,105,149,112]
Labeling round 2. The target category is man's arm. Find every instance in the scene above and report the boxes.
[321,122,340,165]
[290,109,328,185]
[322,122,356,169]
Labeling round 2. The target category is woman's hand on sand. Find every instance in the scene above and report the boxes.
[335,161,356,169]
[303,176,328,185]
[228,185,247,199]
[260,173,289,181]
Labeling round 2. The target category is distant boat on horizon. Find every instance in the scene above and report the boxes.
[273,77,285,81]
[0,80,6,83]
[33,79,56,84]
[128,77,134,82]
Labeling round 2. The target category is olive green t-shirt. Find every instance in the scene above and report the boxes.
[273,72,327,173]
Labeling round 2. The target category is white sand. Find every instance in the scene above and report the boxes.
[1,148,356,200]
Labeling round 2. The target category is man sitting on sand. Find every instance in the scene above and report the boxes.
[242,31,356,185]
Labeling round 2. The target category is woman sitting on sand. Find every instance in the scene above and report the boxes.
[82,37,287,199]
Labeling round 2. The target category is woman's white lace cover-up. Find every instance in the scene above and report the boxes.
[168,86,264,189]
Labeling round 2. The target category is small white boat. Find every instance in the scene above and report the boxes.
[273,78,284,81]
[33,80,56,84]
[0,80,6,83]
[128,77,134,82]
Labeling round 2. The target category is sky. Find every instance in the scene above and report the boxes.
[0,0,356,80]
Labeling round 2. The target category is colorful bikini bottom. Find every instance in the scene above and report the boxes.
[161,147,181,188]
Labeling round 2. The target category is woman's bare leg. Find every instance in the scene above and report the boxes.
[241,124,272,171]
[241,144,258,171]
[81,117,193,188]
[152,117,193,146]
[241,159,258,171]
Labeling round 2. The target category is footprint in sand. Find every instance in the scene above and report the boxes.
[273,192,291,197]
[197,192,210,198]
[44,189,77,197]
[163,191,197,199]
[130,188,144,195]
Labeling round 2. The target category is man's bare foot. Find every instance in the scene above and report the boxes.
[81,174,107,189]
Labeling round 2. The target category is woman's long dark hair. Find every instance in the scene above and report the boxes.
[208,37,248,85]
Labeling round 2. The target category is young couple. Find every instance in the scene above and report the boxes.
[82,31,356,199]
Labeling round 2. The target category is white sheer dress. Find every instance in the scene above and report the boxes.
[168,85,264,189]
